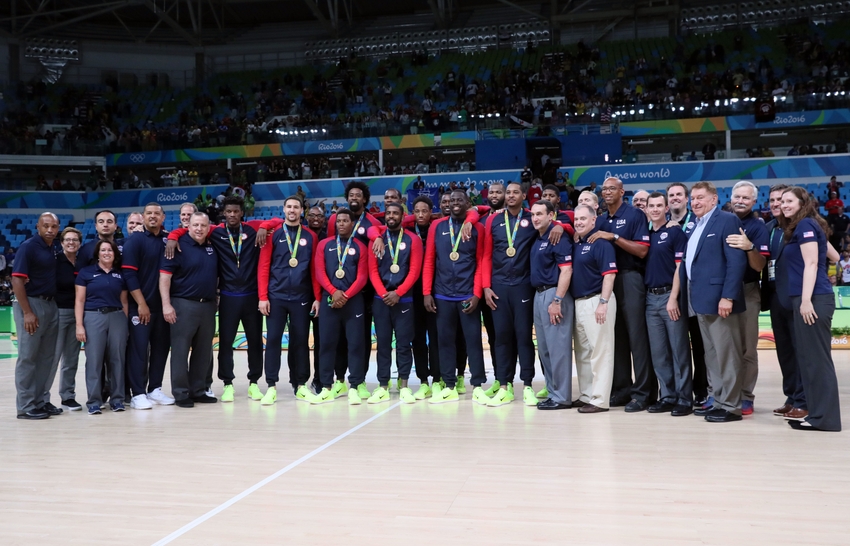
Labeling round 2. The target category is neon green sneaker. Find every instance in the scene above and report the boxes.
[483,380,501,397]
[472,386,490,405]
[487,388,513,407]
[396,378,402,392]
[438,379,447,390]
[507,383,514,397]
[413,383,432,400]
[456,375,466,394]
[357,383,371,399]
[330,381,348,398]
[429,386,459,404]
[310,388,334,405]
[536,387,549,399]
[220,384,235,403]
[368,386,390,404]
[295,385,311,402]
[431,381,441,398]
[523,386,538,406]
[260,386,277,405]
[348,388,362,405]
[247,383,262,401]
[399,387,416,404]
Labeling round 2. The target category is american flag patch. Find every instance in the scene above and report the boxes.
[803,231,814,238]
[760,245,769,251]
[675,251,684,258]
[641,235,650,241]
[609,262,616,268]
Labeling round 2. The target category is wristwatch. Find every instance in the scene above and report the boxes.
[553,296,563,304]
[613,234,620,242]
[599,297,609,304]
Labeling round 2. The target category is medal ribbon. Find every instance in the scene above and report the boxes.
[284,224,302,261]
[336,234,354,276]
[448,218,463,255]
[227,224,242,269]
[504,210,522,251]
[386,229,404,269]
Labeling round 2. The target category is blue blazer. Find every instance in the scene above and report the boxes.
[679,209,748,315]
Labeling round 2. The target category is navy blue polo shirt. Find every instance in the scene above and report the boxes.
[56,253,77,309]
[784,218,833,298]
[315,235,368,293]
[556,211,573,225]
[644,224,686,289]
[76,237,124,271]
[259,224,319,302]
[484,209,537,287]
[208,222,264,295]
[159,233,219,300]
[740,213,770,283]
[669,210,696,236]
[599,202,650,271]
[423,216,484,300]
[75,264,126,310]
[570,229,618,298]
[123,228,169,311]
[530,223,572,288]
[12,235,57,298]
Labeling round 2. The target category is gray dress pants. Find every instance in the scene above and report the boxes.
[14,298,59,414]
[169,298,216,402]
[82,309,128,408]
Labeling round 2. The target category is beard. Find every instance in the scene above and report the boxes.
[489,197,505,209]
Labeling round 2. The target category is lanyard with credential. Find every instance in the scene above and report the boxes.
[386,230,404,273]
[335,235,354,279]
[227,224,242,269]
[284,224,302,267]
[448,218,463,261]
[504,210,521,257]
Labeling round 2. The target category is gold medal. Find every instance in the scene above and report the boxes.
[289,258,298,268]
[506,247,516,257]
[390,264,400,274]
[335,269,346,279]
[450,252,459,261]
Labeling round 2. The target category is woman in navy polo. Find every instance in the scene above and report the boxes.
[74,240,129,415]
[778,187,841,431]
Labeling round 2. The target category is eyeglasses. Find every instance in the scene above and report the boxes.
[600,186,620,193]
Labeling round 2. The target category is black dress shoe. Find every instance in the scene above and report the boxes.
[17,408,50,420]
[705,408,743,422]
[788,420,828,431]
[609,395,630,407]
[671,404,693,416]
[624,399,648,413]
[43,402,63,416]
[192,394,218,404]
[694,405,713,416]
[175,399,195,408]
[647,401,676,414]
[537,398,572,410]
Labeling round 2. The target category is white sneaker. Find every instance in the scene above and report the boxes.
[130,394,153,410]
[204,388,214,398]
[147,388,175,406]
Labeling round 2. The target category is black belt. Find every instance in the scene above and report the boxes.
[535,285,557,293]
[90,306,122,314]
[33,295,55,301]
[179,296,215,303]
[647,285,673,295]
[575,292,600,301]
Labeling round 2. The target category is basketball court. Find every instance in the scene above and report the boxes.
[1,338,849,545]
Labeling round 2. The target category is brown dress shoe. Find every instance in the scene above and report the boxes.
[773,403,794,416]
[578,403,609,414]
[783,407,808,421]
[571,399,587,408]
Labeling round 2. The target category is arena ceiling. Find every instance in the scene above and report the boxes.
[0,0,682,45]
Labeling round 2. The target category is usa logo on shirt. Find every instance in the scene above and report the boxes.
[520,219,529,228]
[615,219,627,228]
[206,246,214,255]
[660,232,668,240]
[348,248,357,255]
[299,239,307,246]
[581,245,591,254]
[399,242,407,250]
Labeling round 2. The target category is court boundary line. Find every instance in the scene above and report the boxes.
[152,401,402,546]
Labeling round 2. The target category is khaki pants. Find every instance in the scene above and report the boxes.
[573,293,617,408]
[741,281,761,401]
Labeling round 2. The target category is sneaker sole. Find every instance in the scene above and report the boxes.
[295,396,311,403]
[310,398,335,405]
[148,399,175,406]
[429,397,459,404]
[130,404,152,410]
[400,398,416,404]
[261,399,276,406]
[367,397,390,404]
[472,397,490,406]
[62,405,82,411]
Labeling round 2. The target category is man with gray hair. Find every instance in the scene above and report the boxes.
[632,190,650,214]
[179,202,198,229]
[12,212,61,419]
[724,180,769,415]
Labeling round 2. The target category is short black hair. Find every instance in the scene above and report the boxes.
[336,207,356,221]
[284,195,304,208]
[223,194,244,210]
[345,180,370,203]
[385,202,404,213]
[385,187,402,198]
[412,195,434,209]
[450,189,469,200]
[532,200,556,214]
[542,184,560,194]
[648,191,668,205]
[95,210,116,222]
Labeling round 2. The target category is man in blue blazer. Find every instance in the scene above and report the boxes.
[674,182,748,422]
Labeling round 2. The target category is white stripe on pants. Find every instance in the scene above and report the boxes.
[573,293,617,408]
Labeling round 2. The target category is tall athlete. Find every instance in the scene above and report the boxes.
[257,196,320,404]
[367,203,423,403]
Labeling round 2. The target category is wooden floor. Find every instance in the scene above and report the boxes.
[1,346,849,546]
